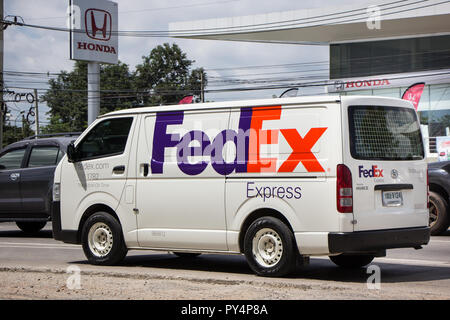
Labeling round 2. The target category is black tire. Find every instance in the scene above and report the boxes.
[429,191,450,236]
[329,254,374,268]
[16,221,47,234]
[244,216,297,277]
[81,212,128,266]
[173,252,201,258]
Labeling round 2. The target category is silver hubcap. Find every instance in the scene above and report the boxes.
[252,228,283,268]
[88,222,113,257]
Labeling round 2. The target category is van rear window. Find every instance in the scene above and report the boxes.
[348,106,424,161]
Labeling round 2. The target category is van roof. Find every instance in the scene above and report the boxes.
[99,95,342,118]
[98,95,415,118]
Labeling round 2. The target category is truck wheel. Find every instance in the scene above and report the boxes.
[16,221,47,234]
[429,191,450,236]
[329,254,374,268]
[81,212,128,266]
[244,216,297,277]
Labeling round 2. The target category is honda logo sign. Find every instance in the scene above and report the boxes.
[85,9,112,41]
[70,0,118,64]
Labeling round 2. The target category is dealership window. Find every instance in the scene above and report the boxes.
[330,35,450,79]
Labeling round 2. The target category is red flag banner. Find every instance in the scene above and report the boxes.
[178,95,194,104]
[402,82,425,111]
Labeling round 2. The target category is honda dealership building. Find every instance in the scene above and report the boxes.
[171,0,450,158]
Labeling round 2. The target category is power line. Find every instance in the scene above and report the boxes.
[5,70,450,97]
[24,0,241,21]
[3,0,446,38]
[3,47,450,81]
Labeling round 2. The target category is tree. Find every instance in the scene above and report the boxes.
[42,60,135,133]
[134,43,207,105]
[42,43,206,134]
[2,121,34,148]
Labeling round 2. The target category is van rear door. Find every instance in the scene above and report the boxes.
[342,96,428,232]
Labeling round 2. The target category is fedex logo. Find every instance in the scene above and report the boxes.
[151,106,327,176]
[358,165,383,178]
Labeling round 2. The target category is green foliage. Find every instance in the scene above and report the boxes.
[42,60,134,133]
[2,122,34,149]
[40,43,206,134]
[133,43,207,105]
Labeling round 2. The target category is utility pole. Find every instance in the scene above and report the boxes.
[200,72,204,103]
[34,89,39,137]
[0,0,4,149]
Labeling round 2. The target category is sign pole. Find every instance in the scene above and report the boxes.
[69,0,118,126]
[87,62,100,125]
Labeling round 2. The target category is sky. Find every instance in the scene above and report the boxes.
[3,0,369,126]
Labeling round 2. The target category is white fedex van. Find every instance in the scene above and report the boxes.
[52,95,430,276]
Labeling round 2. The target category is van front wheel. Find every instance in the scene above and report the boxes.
[244,216,297,277]
[329,254,374,268]
[81,212,128,266]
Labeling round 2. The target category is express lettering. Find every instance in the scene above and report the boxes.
[151,106,327,176]
[246,182,302,201]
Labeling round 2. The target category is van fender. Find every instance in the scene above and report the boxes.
[230,196,302,234]
[73,191,120,230]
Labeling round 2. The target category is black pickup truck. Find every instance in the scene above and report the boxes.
[428,161,450,235]
[0,133,79,233]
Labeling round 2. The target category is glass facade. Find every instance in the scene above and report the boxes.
[330,35,450,79]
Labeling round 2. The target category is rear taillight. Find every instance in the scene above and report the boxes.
[427,168,429,209]
[337,164,353,213]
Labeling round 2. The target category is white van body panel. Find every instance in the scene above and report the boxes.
[53,95,429,259]
[340,96,428,232]
[59,115,139,245]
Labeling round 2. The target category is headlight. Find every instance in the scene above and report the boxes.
[53,183,61,202]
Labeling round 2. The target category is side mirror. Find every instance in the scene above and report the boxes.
[67,142,78,163]
[0,164,5,170]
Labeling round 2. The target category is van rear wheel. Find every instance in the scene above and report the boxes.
[81,212,128,266]
[244,216,297,277]
[329,254,374,268]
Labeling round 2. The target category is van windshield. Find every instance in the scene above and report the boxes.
[348,105,424,161]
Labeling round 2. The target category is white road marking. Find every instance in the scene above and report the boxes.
[0,244,80,250]
[0,242,80,250]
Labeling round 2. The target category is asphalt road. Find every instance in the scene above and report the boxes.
[0,222,449,300]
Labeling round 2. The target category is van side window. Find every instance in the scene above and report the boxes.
[77,117,133,160]
[0,148,26,170]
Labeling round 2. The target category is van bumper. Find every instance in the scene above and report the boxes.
[51,201,78,244]
[328,227,430,254]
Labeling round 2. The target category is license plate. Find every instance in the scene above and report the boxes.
[382,191,403,207]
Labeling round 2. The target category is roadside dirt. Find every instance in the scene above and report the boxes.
[0,266,448,300]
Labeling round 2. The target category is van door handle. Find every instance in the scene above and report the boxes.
[143,163,149,177]
[113,165,125,174]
